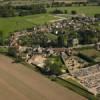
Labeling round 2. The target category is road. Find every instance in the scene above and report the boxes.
[0,54,87,100]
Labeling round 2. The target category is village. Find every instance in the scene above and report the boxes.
[0,0,100,99]
[8,14,100,96]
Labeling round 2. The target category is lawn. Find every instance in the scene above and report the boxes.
[0,14,57,38]
[48,6,100,16]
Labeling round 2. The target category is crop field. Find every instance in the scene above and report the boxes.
[0,54,86,100]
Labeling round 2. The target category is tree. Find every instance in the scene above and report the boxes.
[31,4,47,14]
[0,31,4,45]
[94,14,100,18]
[50,9,63,14]
[18,35,33,46]
[57,35,64,47]
[8,46,17,57]
[50,63,62,75]
[64,10,68,14]
[71,10,77,15]
[78,30,98,44]
[68,31,78,39]
[45,57,62,75]
[0,3,16,17]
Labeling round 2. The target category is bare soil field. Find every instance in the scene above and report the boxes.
[0,54,86,100]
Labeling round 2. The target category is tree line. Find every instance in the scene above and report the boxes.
[0,3,47,17]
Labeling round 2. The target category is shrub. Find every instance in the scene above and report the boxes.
[94,13,100,18]
[8,47,17,57]
[71,10,77,15]
[51,2,62,7]
[50,9,63,14]
[64,10,68,14]
[98,2,100,6]
[65,3,72,7]
[46,3,51,8]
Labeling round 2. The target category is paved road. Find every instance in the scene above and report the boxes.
[0,54,87,100]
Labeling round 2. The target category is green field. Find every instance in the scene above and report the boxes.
[0,14,57,38]
[0,6,100,39]
[48,6,100,16]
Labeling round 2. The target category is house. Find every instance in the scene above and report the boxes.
[73,38,79,47]
[67,38,79,47]
[46,48,54,55]
[37,46,43,54]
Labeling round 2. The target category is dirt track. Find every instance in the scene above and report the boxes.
[0,54,86,100]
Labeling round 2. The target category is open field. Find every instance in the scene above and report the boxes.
[48,6,100,16]
[0,54,86,100]
[0,14,57,38]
